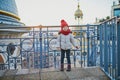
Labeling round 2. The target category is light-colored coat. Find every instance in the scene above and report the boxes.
[56,33,77,50]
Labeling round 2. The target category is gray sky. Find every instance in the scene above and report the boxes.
[16,0,117,26]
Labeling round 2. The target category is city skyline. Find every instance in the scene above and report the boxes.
[16,0,117,26]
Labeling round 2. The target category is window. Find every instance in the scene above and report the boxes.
[114,8,120,17]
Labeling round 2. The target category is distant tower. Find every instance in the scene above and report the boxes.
[74,0,83,31]
[73,0,83,37]
[0,0,24,27]
[0,0,24,26]
[74,1,83,25]
[0,0,30,38]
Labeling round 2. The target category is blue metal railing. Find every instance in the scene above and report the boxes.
[0,18,120,79]
[99,17,120,80]
[117,18,120,80]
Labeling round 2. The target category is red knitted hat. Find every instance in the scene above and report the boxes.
[59,19,71,35]
[61,19,68,28]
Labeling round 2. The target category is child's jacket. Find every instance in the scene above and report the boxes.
[56,33,77,50]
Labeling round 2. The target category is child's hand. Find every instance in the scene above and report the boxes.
[57,47,61,50]
[75,46,79,49]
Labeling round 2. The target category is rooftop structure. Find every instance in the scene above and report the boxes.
[0,0,30,38]
[111,0,120,18]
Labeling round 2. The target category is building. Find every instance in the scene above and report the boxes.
[111,0,120,18]
[0,0,30,69]
[0,0,29,38]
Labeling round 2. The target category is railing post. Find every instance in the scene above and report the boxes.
[39,28,42,69]
[112,18,117,79]
[104,22,108,73]
[99,24,103,67]
[87,24,90,66]
[117,19,120,80]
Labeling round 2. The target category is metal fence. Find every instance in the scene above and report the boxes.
[0,17,120,80]
[98,17,119,80]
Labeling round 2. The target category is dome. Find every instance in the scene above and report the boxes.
[74,8,83,18]
[74,3,83,19]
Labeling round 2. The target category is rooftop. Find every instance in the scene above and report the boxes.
[0,67,110,80]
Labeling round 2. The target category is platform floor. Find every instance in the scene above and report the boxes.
[0,67,110,80]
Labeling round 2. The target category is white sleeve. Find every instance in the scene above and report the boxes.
[70,34,77,47]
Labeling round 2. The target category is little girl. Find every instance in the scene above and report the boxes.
[56,19,78,71]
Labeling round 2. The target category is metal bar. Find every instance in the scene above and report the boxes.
[87,24,90,66]
[0,24,99,29]
[93,26,96,66]
[46,27,50,68]
[108,21,112,76]
[20,39,22,68]
[111,19,117,79]
[104,22,108,73]
[83,36,86,67]
[99,24,103,67]
[80,36,82,67]
[39,28,42,68]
